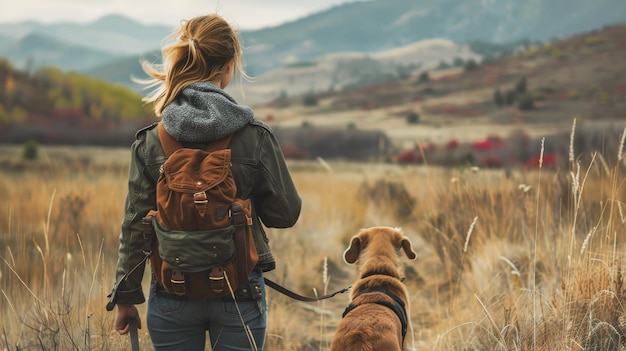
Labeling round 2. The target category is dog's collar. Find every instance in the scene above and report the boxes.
[341,285,408,342]
[361,269,400,280]
[361,270,406,283]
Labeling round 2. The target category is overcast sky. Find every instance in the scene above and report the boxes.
[1,0,361,30]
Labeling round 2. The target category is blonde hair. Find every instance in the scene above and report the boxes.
[138,14,247,116]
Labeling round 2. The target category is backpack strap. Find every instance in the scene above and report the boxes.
[231,202,250,291]
[157,122,182,157]
[157,122,233,156]
[206,134,234,153]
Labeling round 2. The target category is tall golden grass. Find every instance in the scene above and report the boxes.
[0,130,625,350]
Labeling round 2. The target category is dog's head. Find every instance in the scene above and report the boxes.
[343,226,416,279]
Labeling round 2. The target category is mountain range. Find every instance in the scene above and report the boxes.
[1,0,625,99]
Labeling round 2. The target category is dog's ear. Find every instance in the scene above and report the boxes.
[343,236,361,264]
[401,237,417,259]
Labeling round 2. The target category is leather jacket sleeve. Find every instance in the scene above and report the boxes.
[254,127,301,228]
[109,131,157,305]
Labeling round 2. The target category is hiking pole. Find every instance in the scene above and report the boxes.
[128,318,140,351]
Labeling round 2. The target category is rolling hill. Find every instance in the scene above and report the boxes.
[229,38,482,106]
[0,15,172,55]
[253,23,626,166]
[6,32,122,72]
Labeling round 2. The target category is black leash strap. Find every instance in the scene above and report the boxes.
[129,318,140,351]
[264,277,350,302]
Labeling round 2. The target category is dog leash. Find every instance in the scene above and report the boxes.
[128,318,140,351]
[264,277,350,302]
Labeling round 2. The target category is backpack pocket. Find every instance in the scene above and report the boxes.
[152,218,236,272]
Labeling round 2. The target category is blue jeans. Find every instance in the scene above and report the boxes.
[147,271,267,351]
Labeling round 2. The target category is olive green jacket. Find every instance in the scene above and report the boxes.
[109,120,301,305]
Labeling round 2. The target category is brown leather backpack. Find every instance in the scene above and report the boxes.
[143,122,258,299]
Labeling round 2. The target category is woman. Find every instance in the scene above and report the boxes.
[109,14,302,350]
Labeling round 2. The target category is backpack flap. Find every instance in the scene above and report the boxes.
[157,148,236,231]
[162,148,232,192]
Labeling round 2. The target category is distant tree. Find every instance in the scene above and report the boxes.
[515,76,528,94]
[517,94,535,111]
[493,88,504,106]
[418,71,430,83]
[437,61,451,70]
[406,111,420,124]
[0,104,8,123]
[505,89,516,106]
[302,93,318,106]
[4,74,15,106]
[11,106,27,122]
[453,57,465,67]
[22,139,39,160]
[464,59,479,71]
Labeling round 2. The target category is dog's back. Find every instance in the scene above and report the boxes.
[333,330,374,351]
[330,301,403,351]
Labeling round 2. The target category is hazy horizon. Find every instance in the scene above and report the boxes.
[1,0,366,30]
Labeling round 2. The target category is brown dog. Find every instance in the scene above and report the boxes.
[330,226,416,351]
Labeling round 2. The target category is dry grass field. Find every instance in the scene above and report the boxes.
[1,132,625,350]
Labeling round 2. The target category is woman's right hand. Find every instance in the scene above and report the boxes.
[114,304,141,335]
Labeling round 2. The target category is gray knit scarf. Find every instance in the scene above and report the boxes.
[160,82,254,142]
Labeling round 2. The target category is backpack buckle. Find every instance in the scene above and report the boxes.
[141,210,157,255]
[170,270,187,296]
[208,266,226,293]
[193,192,208,217]
[231,203,246,229]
